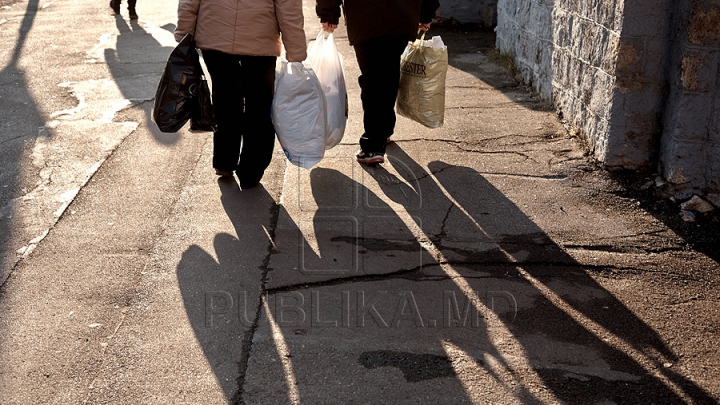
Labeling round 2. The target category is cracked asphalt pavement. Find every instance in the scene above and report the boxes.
[0,0,719,404]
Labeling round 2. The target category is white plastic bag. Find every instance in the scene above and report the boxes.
[272,61,327,169]
[306,30,348,149]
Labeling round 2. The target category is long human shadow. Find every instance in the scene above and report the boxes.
[105,16,179,145]
[176,179,277,402]
[363,144,715,404]
[0,0,46,284]
[280,168,544,403]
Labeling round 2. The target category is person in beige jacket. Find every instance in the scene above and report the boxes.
[175,0,307,188]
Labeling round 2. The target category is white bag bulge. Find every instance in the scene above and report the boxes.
[272,61,327,169]
[306,31,348,149]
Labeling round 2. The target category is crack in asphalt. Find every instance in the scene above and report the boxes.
[234,191,282,405]
[0,133,32,146]
[259,258,718,297]
[588,229,672,239]
[263,265,427,294]
[563,244,687,254]
[446,103,531,110]
[262,264,588,294]
[454,147,533,161]
[479,172,567,179]
[436,203,453,244]
[445,85,493,89]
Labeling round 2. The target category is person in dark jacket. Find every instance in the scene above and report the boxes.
[316,0,440,164]
[110,0,138,20]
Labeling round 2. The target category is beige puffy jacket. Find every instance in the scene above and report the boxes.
[175,0,307,62]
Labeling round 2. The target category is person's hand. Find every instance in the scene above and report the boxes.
[418,22,431,32]
[322,22,337,33]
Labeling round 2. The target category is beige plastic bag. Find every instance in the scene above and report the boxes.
[396,33,448,128]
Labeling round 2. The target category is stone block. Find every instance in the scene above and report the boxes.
[551,8,571,48]
[593,0,624,31]
[590,0,623,31]
[615,38,647,90]
[587,71,615,119]
[586,114,610,159]
[639,38,672,83]
[621,0,673,38]
[680,50,720,93]
[612,83,665,125]
[659,140,709,188]
[688,6,720,48]
[551,48,570,88]
[708,140,720,193]
[603,124,657,169]
[664,91,715,143]
[599,32,620,74]
[708,92,720,192]
[534,2,553,38]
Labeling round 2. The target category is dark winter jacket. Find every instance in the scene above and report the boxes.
[316,0,440,45]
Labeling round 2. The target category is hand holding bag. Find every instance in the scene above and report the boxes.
[305,30,348,149]
[189,66,215,133]
[272,61,327,169]
[396,32,448,129]
[152,34,215,133]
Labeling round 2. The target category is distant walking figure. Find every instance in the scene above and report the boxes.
[110,0,138,20]
[175,0,306,188]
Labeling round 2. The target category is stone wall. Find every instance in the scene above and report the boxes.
[659,2,720,201]
[604,0,675,168]
[495,0,720,199]
[495,0,554,99]
[495,0,624,164]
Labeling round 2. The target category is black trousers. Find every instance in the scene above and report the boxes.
[353,35,409,154]
[111,0,136,8]
[202,50,276,187]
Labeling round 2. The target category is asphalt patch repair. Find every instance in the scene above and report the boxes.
[359,350,461,382]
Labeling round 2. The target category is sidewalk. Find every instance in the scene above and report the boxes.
[0,0,718,404]
[237,9,720,405]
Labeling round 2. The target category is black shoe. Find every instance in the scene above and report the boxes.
[109,0,120,14]
[129,8,138,19]
[215,168,233,178]
[240,181,260,190]
[238,175,261,190]
[355,149,385,165]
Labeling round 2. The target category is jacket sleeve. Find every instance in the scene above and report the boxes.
[419,0,440,24]
[175,0,201,42]
[275,0,308,62]
[315,0,342,25]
